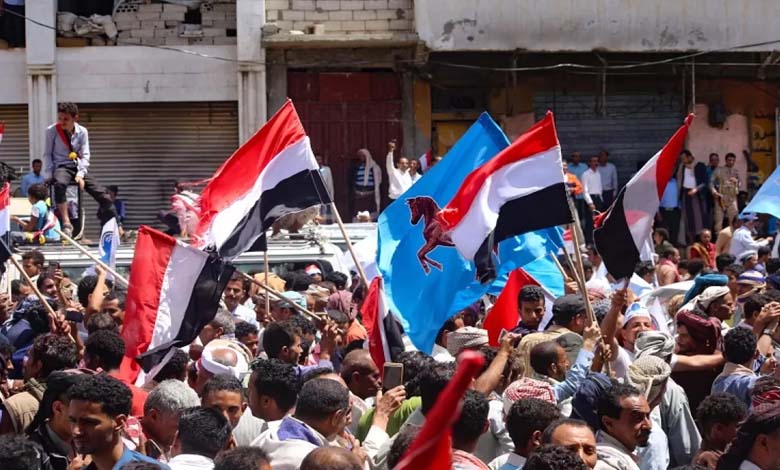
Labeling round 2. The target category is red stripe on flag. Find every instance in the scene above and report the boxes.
[0,121,5,144]
[655,114,694,198]
[438,112,560,230]
[118,226,177,384]
[196,99,307,238]
[361,277,388,371]
[395,351,485,470]
[483,269,539,346]
[0,183,9,211]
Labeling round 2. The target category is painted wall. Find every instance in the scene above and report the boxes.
[416,0,780,52]
[56,46,238,103]
[0,51,28,105]
[687,104,749,190]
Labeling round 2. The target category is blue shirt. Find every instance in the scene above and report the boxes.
[354,164,375,188]
[20,172,45,197]
[31,200,61,240]
[711,363,758,408]
[660,178,679,209]
[568,162,588,199]
[85,446,167,470]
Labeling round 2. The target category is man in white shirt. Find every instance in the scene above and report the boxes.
[730,213,772,257]
[581,155,604,243]
[598,150,619,207]
[223,273,257,326]
[385,140,412,201]
[169,407,235,470]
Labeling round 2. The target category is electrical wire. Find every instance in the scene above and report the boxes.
[8,7,780,72]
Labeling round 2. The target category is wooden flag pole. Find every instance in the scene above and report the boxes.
[53,227,129,286]
[263,251,271,323]
[566,197,597,326]
[238,271,323,323]
[330,202,369,288]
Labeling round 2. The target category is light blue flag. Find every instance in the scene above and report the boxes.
[742,166,780,219]
[377,113,564,353]
[489,226,566,298]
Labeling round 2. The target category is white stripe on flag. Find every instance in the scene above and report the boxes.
[622,149,662,254]
[377,280,392,364]
[205,136,317,250]
[149,243,209,350]
[448,146,565,259]
[0,207,8,237]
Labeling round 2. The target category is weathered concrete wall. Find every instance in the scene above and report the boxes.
[416,0,780,52]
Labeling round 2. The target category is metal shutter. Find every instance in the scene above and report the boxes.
[534,94,683,186]
[0,105,30,184]
[76,102,238,238]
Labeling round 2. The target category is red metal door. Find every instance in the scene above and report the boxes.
[288,71,402,217]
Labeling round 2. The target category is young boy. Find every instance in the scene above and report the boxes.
[43,102,115,235]
[11,184,60,244]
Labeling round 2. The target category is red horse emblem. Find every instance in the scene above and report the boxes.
[406,196,454,274]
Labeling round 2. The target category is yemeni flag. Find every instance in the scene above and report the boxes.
[0,183,10,274]
[395,350,485,470]
[594,114,694,280]
[195,99,331,259]
[360,276,405,371]
[483,268,557,346]
[437,112,572,281]
[418,149,433,172]
[118,226,234,383]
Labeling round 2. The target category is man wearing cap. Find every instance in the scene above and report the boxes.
[710,152,740,233]
[304,264,323,283]
[739,250,759,271]
[671,310,724,413]
[547,294,589,338]
[446,327,489,357]
[194,339,252,395]
[730,213,772,257]
[605,300,656,380]
[627,356,672,470]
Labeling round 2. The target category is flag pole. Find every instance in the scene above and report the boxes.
[565,197,597,326]
[263,251,271,323]
[237,271,323,323]
[330,202,369,288]
[53,227,128,286]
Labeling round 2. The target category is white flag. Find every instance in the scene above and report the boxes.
[84,217,120,278]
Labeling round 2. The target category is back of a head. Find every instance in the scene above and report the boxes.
[120,463,162,470]
[300,447,363,470]
[387,425,420,470]
[30,333,79,379]
[743,293,769,322]
[597,383,641,429]
[325,271,348,290]
[262,321,298,359]
[69,374,132,418]
[452,390,489,446]
[211,310,236,336]
[153,349,190,382]
[251,359,300,413]
[214,447,270,470]
[177,406,233,459]
[295,378,349,422]
[530,342,560,377]
[716,254,736,272]
[85,312,119,334]
[0,435,48,470]
[419,362,456,414]
[506,398,561,452]
[524,444,588,470]
[144,379,200,416]
[723,327,757,365]
[717,402,780,470]
[85,330,126,370]
[395,351,434,396]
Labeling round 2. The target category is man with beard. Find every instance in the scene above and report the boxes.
[68,374,165,470]
[596,384,652,470]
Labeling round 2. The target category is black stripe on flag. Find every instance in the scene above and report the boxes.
[219,169,331,258]
[472,182,572,284]
[137,254,235,372]
[0,236,11,275]
[593,188,641,280]
[384,309,406,362]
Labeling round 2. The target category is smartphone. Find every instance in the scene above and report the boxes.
[65,310,84,323]
[47,262,60,276]
[382,362,404,391]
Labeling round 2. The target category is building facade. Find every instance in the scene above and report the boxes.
[1,0,779,233]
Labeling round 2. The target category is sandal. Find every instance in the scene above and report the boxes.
[62,224,73,237]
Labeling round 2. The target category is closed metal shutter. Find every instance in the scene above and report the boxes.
[0,105,30,183]
[76,102,238,238]
[534,94,683,186]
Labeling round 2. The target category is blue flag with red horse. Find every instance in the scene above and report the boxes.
[377,113,564,353]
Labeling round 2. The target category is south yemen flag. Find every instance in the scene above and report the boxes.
[195,99,331,259]
[437,111,572,279]
[594,114,694,280]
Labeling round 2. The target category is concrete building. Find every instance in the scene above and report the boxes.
[2,0,780,234]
